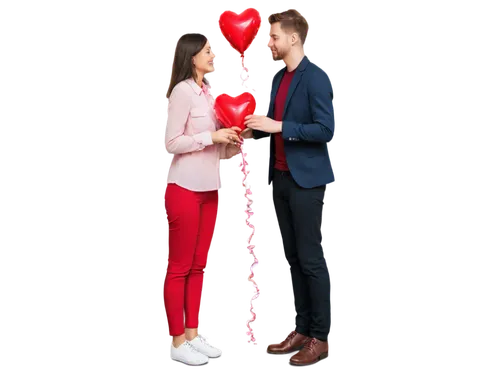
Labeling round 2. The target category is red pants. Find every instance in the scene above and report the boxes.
[163,183,218,336]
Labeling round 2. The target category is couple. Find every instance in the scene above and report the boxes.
[163,9,335,367]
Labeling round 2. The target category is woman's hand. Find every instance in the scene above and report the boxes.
[226,126,247,160]
[211,127,242,145]
[223,143,241,161]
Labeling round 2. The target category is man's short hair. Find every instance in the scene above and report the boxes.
[269,9,309,45]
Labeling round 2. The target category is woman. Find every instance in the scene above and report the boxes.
[163,33,242,366]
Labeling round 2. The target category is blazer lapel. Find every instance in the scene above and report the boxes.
[283,56,310,118]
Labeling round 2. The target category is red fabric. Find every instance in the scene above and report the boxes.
[163,183,218,336]
[273,69,296,171]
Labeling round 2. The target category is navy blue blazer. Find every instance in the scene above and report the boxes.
[253,56,335,188]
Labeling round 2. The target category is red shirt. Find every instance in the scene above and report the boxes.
[273,69,296,171]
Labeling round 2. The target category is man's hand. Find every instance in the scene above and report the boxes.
[244,115,282,133]
[240,128,253,139]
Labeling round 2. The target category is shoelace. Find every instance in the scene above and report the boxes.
[184,341,199,353]
[304,338,318,351]
[197,335,215,349]
[170,341,198,353]
[286,331,298,342]
[199,332,216,348]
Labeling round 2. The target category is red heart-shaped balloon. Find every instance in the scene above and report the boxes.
[219,8,261,55]
[214,93,256,131]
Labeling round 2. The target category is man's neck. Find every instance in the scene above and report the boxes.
[284,49,305,72]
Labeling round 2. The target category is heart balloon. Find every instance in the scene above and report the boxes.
[219,8,261,55]
[214,93,256,131]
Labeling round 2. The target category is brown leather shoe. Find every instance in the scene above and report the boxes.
[267,331,310,354]
[289,337,328,366]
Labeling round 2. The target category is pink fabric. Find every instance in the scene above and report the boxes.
[165,78,229,191]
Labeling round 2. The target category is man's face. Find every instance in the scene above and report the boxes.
[268,22,292,61]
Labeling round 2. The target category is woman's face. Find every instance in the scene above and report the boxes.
[193,41,215,75]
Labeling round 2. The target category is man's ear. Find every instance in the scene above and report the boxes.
[291,32,299,46]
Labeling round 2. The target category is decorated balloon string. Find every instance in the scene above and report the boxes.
[240,54,256,93]
[240,145,262,348]
[216,4,264,347]
[236,97,262,348]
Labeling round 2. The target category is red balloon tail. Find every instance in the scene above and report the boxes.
[240,55,256,93]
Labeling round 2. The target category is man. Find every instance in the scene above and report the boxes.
[242,9,335,366]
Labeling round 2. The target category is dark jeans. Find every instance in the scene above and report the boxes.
[272,168,331,341]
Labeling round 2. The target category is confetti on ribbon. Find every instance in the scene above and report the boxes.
[216,4,264,347]
[239,53,262,348]
[240,55,249,84]
[239,144,262,348]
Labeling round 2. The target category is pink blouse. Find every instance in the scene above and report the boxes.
[165,78,229,192]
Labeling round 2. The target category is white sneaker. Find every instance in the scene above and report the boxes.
[188,335,222,358]
[170,341,209,366]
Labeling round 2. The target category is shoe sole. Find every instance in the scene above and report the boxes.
[171,358,209,366]
[288,351,333,367]
[266,352,289,358]
[267,345,304,355]
[171,359,210,368]
[207,353,224,361]
[264,345,304,358]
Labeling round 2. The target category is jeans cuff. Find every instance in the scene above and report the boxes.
[310,331,328,341]
[295,326,310,337]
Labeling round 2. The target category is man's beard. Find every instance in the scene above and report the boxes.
[272,50,284,61]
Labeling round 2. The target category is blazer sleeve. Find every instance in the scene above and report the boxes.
[252,129,271,147]
[165,84,213,154]
[281,70,334,143]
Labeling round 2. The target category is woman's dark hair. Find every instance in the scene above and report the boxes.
[166,33,209,98]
